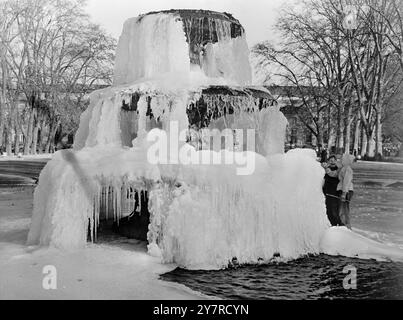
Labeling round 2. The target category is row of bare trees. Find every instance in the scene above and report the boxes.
[253,0,403,158]
[0,0,116,155]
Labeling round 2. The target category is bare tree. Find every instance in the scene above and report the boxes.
[253,0,403,158]
[0,0,116,154]
[342,0,403,157]
[253,0,353,154]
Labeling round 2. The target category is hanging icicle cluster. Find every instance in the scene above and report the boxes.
[88,175,153,243]
[202,94,259,116]
[182,14,242,66]
[186,86,276,130]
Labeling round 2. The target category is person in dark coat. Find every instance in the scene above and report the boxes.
[323,155,342,226]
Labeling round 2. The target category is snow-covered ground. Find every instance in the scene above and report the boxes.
[0,154,53,162]
[0,187,207,300]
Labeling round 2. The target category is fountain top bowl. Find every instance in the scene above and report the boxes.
[139,9,243,26]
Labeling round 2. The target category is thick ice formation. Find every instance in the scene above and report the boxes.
[28,145,330,269]
[29,63,326,269]
[28,76,329,269]
[113,11,252,86]
[149,150,329,269]
[114,14,191,86]
[27,10,403,270]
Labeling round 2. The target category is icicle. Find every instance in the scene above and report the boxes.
[137,96,148,138]
[116,185,122,221]
[130,186,134,216]
[104,185,108,220]
[113,187,117,222]
[90,198,95,243]
[106,186,109,220]
[140,190,143,216]
[94,191,98,242]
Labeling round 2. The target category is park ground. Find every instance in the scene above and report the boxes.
[0,157,402,299]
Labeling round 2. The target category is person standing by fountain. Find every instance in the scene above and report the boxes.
[323,155,342,226]
[337,154,355,229]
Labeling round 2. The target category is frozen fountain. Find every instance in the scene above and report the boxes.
[26,10,403,270]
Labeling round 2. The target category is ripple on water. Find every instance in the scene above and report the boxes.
[161,255,403,299]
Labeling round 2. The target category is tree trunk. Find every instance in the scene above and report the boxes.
[32,110,40,155]
[328,125,337,154]
[353,116,360,156]
[45,119,59,154]
[6,98,18,155]
[5,122,13,156]
[317,132,324,150]
[336,104,344,154]
[38,118,47,154]
[0,109,4,152]
[375,110,383,158]
[24,109,35,155]
[32,124,39,155]
[14,124,21,155]
[0,49,7,152]
[360,125,367,158]
[345,124,351,155]
[343,102,353,155]
[0,127,4,153]
[366,130,375,158]
[44,123,53,154]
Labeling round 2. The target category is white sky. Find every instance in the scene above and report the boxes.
[85,0,288,46]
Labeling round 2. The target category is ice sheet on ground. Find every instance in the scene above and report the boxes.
[320,227,403,262]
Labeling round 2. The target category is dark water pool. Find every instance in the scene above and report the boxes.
[161,255,403,299]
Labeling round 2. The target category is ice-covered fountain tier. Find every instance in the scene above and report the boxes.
[27,10,403,270]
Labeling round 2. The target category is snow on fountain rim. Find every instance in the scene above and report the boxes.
[91,69,245,103]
